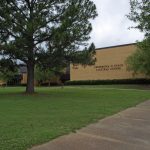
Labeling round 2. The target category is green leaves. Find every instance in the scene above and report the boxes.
[127,38,150,76]
[35,66,59,86]
[127,0,150,76]
[128,0,150,37]
[0,0,97,63]
[0,58,18,82]
[0,0,97,92]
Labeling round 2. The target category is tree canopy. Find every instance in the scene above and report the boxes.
[0,0,97,93]
[127,38,150,75]
[127,0,150,76]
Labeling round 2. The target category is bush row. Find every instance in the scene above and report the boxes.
[65,78,150,85]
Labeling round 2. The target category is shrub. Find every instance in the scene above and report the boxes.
[65,78,150,85]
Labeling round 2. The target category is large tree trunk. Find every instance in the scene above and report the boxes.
[26,62,35,94]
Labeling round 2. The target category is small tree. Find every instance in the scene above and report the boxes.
[127,0,150,76]
[0,0,97,93]
[0,59,18,85]
[127,38,150,75]
[35,66,56,86]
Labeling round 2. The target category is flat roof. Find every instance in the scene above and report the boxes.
[95,43,136,51]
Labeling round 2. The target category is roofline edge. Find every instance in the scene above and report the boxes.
[95,43,137,51]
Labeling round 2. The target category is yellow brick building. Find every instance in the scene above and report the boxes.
[70,43,145,81]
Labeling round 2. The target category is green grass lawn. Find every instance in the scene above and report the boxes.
[0,86,150,150]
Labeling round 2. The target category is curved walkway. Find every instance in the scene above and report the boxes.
[30,100,150,150]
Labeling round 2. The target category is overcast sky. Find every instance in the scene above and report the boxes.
[90,0,144,48]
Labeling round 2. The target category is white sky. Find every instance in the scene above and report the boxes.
[90,0,144,48]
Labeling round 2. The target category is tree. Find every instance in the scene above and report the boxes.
[0,59,18,85]
[127,0,150,75]
[35,66,57,86]
[127,38,150,75]
[0,0,97,93]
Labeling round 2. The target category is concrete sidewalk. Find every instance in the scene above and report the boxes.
[30,100,150,150]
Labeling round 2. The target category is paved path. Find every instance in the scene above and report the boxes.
[30,100,150,150]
